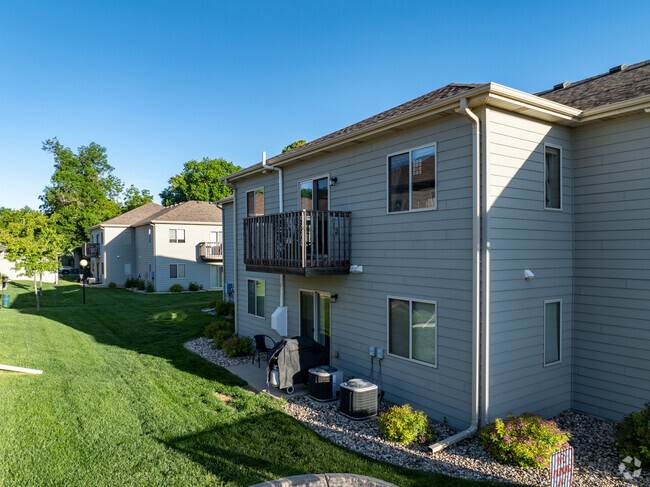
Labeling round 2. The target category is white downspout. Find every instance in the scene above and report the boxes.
[261,151,285,307]
[430,98,481,452]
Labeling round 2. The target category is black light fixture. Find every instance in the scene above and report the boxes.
[330,294,338,303]
[329,177,338,186]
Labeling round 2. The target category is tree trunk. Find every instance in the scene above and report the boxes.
[33,275,40,312]
[39,273,43,295]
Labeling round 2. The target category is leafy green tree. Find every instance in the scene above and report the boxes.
[282,140,307,153]
[0,208,64,311]
[121,185,154,212]
[39,138,123,254]
[159,157,241,206]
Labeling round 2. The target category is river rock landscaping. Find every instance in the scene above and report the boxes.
[186,337,649,487]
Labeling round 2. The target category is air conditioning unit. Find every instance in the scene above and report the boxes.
[338,378,378,420]
[308,366,343,402]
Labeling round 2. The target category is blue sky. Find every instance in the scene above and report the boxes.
[1,0,649,210]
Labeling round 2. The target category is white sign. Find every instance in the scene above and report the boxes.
[550,446,573,487]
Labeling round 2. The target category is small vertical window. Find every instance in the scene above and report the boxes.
[388,297,437,366]
[148,228,152,243]
[169,229,176,242]
[247,188,264,217]
[544,300,561,365]
[124,263,132,275]
[545,146,561,209]
[247,279,265,318]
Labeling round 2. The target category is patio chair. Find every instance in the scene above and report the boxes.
[252,334,277,368]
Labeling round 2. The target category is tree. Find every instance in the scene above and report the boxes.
[159,157,242,206]
[121,185,154,212]
[0,208,64,311]
[282,140,307,153]
[39,138,123,254]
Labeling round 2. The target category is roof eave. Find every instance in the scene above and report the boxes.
[578,93,650,123]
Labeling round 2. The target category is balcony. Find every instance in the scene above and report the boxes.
[199,242,223,261]
[82,243,100,258]
[244,210,351,276]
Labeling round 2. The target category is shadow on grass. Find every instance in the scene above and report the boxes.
[4,280,244,387]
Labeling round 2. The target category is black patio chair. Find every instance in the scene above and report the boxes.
[252,334,277,368]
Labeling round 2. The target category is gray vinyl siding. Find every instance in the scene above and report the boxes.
[572,112,650,420]
[154,223,222,292]
[222,201,234,299]
[235,115,474,429]
[102,227,135,286]
[134,225,154,281]
[485,107,573,422]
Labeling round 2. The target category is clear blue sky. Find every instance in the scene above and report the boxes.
[1,0,649,210]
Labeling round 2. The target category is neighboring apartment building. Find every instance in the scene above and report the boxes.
[222,60,650,430]
[0,244,58,283]
[85,201,224,292]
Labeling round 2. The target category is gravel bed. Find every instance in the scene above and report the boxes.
[283,397,648,487]
[184,337,251,367]
[184,337,647,486]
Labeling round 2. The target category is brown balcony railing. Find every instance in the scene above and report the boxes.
[199,242,223,261]
[82,243,100,258]
[244,210,351,276]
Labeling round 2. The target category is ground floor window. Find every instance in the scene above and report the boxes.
[247,279,265,318]
[544,300,561,365]
[124,263,132,276]
[170,264,185,279]
[210,265,223,288]
[300,291,331,352]
[388,297,437,366]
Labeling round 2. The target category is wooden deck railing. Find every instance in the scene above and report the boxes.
[199,242,223,261]
[244,210,351,275]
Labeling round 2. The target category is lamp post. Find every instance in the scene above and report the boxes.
[80,259,88,305]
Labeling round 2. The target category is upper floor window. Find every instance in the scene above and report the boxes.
[123,231,131,245]
[388,143,436,213]
[544,145,562,210]
[148,228,152,243]
[299,177,329,211]
[169,229,185,243]
[247,188,264,217]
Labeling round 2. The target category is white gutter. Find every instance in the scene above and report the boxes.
[430,98,481,452]
[261,151,286,307]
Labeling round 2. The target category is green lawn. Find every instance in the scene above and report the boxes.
[0,281,510,486]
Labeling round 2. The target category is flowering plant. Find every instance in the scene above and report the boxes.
[378,404,434,444]
[222,335,253,358]
[615,402,650,469]
[480,413,570,468]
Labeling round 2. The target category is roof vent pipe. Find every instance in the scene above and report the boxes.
[609,64,628,74]
[553,82,570,90]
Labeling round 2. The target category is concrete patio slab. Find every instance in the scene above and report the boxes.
[224,360,308,399]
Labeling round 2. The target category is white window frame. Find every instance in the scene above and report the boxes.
[386,295,438,368]
[297,174,331,210]
[543,143,563,211]
[148,227,152,243]
[210,265,223,289]
[169,228,185,243]
[543,299,562,366]
[170,263,185,279]
[386,142,438,214]
[247,278,265,319]
[246,187,265,217]
[124,263,132,276]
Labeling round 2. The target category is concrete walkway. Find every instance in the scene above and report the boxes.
[224,360,308,399]
[249,473,398,487]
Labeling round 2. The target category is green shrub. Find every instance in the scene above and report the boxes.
[207,299,218,309]
[137,279,146,291]
[222,335,253,358]
[125,277,138,288]
[480,413,570,468]
[146,281,155,293]
[615,402,650,469]
[212,330,235,349]
[169,283,183,293]
[108,282,116,289]
[214,300,235,318]
[378,404,434,444]
[188,282,201,292]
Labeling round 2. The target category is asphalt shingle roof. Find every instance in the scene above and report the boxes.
[96,202,163,226]
[536,59,650,110]
[95,201,221,228]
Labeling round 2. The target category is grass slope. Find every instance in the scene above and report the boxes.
[0,281,513,486]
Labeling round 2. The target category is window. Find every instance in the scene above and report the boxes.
[148,228,152,243]
[388,297,437,366]
[299,177,329,211]
[545,145,562,210]
[247,279,265,318]
[170,264,185,279]
[247,188,264,217]
[544,300,561,365]
[169,229,185,243]
[300,291,331,350]
[124,263,132,275]
[123,231,131,245]
[210,265,223,288]
[388,143,436,213]
[210,231,223,244]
